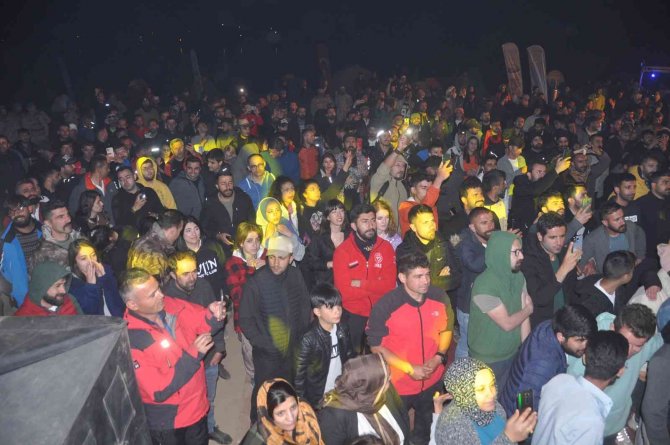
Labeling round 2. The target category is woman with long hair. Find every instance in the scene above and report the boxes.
[461,136,482,177]
[225,222,265,382]
[67,239,124,316]
[372,199,402,250]
[270,176,302,237]
[318,354,410,445]
[241,378,324,445]
[75,190,110,236]
[176,216,228,300]
[256,197,305,261]
[302,199,349,287]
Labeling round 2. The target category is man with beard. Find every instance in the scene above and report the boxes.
[169,157,206,219]
[135,156,177,210]
[441,176,485,236]
[522,212,581,327]
[523,134,556,168]
[452,208,495,358]
[201,170,254,254]
[482,169,508,230]
[556,145,611,199]
[162,251,231,444]
[112,165,164,230]
[500,304,597,416]
[627,153,660,200]
[1,195,42,305]
[15,261,82,315]
[635,171,670,261]
[468,231,534,387]
[609,173,641,223]
[30,200,83,274]
[567,304,661,443]
[333,203,397,354]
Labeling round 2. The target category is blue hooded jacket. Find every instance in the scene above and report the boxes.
[1,222,42,306]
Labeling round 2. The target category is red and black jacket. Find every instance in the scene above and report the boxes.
[124,296,224,430]
[366,286,449,396]
[332,234,397,317]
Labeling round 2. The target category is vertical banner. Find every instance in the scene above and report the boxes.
[527,45,548,99]
[316,43,332,86]
[190,49,203,100]
[502,42,523,98]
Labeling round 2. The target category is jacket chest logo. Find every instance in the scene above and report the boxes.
[373,252,383,268]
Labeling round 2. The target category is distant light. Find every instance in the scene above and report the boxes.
[651,73,657,78]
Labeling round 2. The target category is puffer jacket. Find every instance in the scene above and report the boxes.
[168,171,206,219]
[294,321,355,407]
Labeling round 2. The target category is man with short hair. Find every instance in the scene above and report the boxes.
[30,200,83,273]
[482,169,509,229]
[398,162,453,236]
[127,209,184,279]
[609,172,641,223]
[441,176,484,236]
[68,154,118,224]
[121,268,226,445]
[201,170,254,253]
[533,330,629,445]
[509,157,571,234]
[501,304,597,416]
[112,165,165,229]
[522,212,581,327]
[15,261,82,316]
[627,153,660,200]
[333,203,397,354]
[202,148,230,198]
[53,154,80,203]
[298,128,319,180]
[367,251,451,445]
[237,153,275,209]
[1,195,42,305]
[572,250,636,317]
[239,236,311,421]
[453,207,495,358]
[468,231,533,387]
[169,157,206,219]
[635,170,670,261]
[162,251,231,444]
[262,136,300,183]
[567,304,662,442]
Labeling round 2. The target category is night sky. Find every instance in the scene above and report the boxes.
[1,0,669,102]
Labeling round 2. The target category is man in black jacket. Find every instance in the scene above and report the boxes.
[113,165,164,230]
[509,157,570,234]
[239,236,311,422]
[636,170,670,262]
[522,212,581,328]
[200,170,254,255]
[571,250,635,318]
[295,283,355,407]
[162,251,231,444]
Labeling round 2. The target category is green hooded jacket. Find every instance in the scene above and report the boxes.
[28,261,80,312]
[468,231,525,363]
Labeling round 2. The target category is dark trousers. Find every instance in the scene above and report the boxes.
[150,415,208,445]
[488,354,517,390]
[249,351,293,422]
[343,309,369,355]
[400,381,442,445]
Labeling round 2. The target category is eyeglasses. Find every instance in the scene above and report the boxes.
[511,249,523,257]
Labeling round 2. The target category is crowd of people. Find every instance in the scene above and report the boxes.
[1,74,670,445]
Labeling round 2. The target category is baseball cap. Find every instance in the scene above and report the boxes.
[52,155,77,168]
[266,236,293,257]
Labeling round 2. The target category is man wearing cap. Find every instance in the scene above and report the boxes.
[239,235,311,421]
[15,261,82,316]
[53,154,80,203]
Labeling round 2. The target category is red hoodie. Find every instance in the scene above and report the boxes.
[15,295,81,316]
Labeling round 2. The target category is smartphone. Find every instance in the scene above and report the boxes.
[571,233,583,252]
[443,152,452,163]
[581,196,592,209]
[517,389,533,412]
[562,147,571,158]
[139,193,147,201]
[106,146,114,157]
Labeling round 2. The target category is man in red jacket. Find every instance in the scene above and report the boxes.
[15,261,82,316]
[120,268,226,445]
[367,251,451,445]
[333,203,396,354]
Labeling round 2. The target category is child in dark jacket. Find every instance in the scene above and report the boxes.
[294,283,356,408]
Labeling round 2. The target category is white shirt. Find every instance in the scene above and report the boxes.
[357,405,405,443]
[323,325,342,394]
[594,279,616,306]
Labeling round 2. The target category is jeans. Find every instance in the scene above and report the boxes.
[399,381,442,445]
[205,363,219,433]
[150,415,208,445]
[455,309,470,359]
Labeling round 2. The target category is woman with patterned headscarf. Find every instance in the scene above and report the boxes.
[241,378,324,445]
[433,358,536,445]
[318,353,410,445]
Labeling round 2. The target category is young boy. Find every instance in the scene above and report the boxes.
[294,283,356,407]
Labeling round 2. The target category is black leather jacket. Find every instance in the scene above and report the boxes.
[295,321,356,407]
